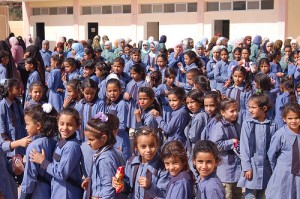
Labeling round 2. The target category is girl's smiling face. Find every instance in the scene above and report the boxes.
[136,135,158,163]
[232,70,245,86]
[58,114,78,139]
[164,156,185,177]
[221,103,238,123]
[193,152,218,180]
[283,111,300,134]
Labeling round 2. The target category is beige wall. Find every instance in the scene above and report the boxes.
[286,0,300,39]
[0,6,9,40]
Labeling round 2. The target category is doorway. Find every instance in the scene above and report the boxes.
[36,22,45,41]
[214,20,230,38]
[88,23,98,40]
[147,22,159,41]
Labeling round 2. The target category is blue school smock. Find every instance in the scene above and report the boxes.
[159,171,193,199]
[237,118,277,190]
[266,125,300,199]
[0,63,7,79]
[107,96,131,160]
[0,144,18,199]
[270,62,282,74]
[274,92,290,129]
[214,60,230,94]
[121,54,131,64]
[123,154,169,199]
[124,60,147,75]
[40,133,83,199]
[143,54,159,73]
[74,98,106,142]
[294,67,300,84]
[206,58,218,89]
[20,134,56,199]
[209,119,241,183]
[178,62,198,84]
[26,99,45,108]
[226,84,252,126]
[47,68,64,112]
[155,84,174,123]
[155,105,190,144]
[195,172,225,199]
[26,71,41,102]
[80,141,96,178]
[135,105,159,129]
[87,146,125,199]
[125,80,148,129]
[0,97,27,157]
[288,63,297,78]
[227,60,238,78]
[264,90,276,120]
[66,69,80,81]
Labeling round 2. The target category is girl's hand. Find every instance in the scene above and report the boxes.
[150,110,159,117]
[29,148,46,165]
[112,176,124,189]
[14,136,31,148]
[232,139,238,144]
[224,79,231,88]
[123,92,131,100]
[138,177,151,189]
[244,170,253,180]
[61,73,66,82]
[81,178,89,190]
[63,96,72,108]
[134,109,142,120]
[56,88,63,93]
[164,90,169,96]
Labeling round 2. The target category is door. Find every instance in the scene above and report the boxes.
[88,23,98,40]
[36,22,45,41]
[147,22,159,41]
[214,20,230,38]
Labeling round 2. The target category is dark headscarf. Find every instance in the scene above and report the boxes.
[159,35,167,43]
[34,36,42,50]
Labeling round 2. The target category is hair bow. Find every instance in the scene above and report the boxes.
[94,112,108,122]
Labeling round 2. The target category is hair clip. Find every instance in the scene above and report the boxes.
[94,112,108,122]
[42,103,53,113]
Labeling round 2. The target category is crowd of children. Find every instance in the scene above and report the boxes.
[0,34,300,199]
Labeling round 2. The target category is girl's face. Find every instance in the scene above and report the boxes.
[106,83,121,102]
[168,94,183,111]
[284,47,291,56]
[175,45,182,53]
[95,67,103,78]
[233,51,241,61]
[132,53,140,62]
[30,85,43,102]
[143,44,148,50]
[150,44,155,53]
[9,85,21,98]
[25,115,41,137]
[66,85,79,100]
[220,51,229,61]
[165,74,176,86]
[138,92,154,109]
[242,49,250,60]
[72,49,76,56]
[293,54,299,64]
[248,99,267,122]
[260,62,270,74]
[221,103,238,123]
[296,87,300,97]
[283,111,300,134]
[292,43,297,50]
[58,47,64,54]
[124,47,130,55]
[157,57,167,68]
[193,152,218,180]
[82,87,97,102]
[197,47,204,56]
[25,62,34,72]
[50,58,57,69]
[204,98,217,116]
[136,135,158,163]
[83,67,95,78]
[64,62,75,74]
[186,97,201,114]
[213,51,220,59]
[84,53,92,61]
[85,130,106,150]
[1,56,9,65]
[113,61,124,75]
[104,44,110,50]
[232,70,245,86]
[130,70,142,81]
[266,44,273,52]
[58,114,78,139]
[184,54,194,66]
[164,155,185,177]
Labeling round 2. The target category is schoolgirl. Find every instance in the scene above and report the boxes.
[63,79,82,108]
[141,40,150,62]
[124,48,147,75]
[195,41,209,66]
[121,44,132,64]
[102,41,115,65]
[112,126,169,199]
[0,50,9,79]
[95,61,112,100]
[20,104,57,199]
[209,98,242,199]
[214,48,231,94]
[270,49,284,78]
[206,46,221,90]
[83,61,98,83]
[24,57,42,103]
[25,82,44,108]
[110,57,131,93]
[156,53,168,83]
[29,107,83,199]
[193,75,211,92]
[227,47,241,77]
[143,41,160,73]
[237,93,277,198]
[62,58,80,83]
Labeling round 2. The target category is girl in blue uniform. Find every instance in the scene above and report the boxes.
[258,58,280,94]
[75,79,105,143]
[81,112,125,199]
[20,104,57,199]
[63,79,82,108]
[47,55,64,112]
[124,64,148,130]
[193,140,225,199]
[206,46,221,90]
[106,78,131,160]
[156,54,168,84]
[25,82,44,108]
[95,62,111,100]
[237,93,277,198]
[193,75,211,92]
[124,49,147,75]
[112,126,169,199]
[214,48,230,94]
[226,66,253,125]
[29,107,83,199]
[160,140,193,199]
[209,98,242,199]
[151,87,190,145]
[25,57,42,103]
[266,103,300,199]
[155,67,177,123]
[62,58,80,87]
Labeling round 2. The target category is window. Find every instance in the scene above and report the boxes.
[67,7,73,14]
[58,7,66,14]
[164,4,175,13]
[220,2,231,10]
[141,4,152,13]
[92,6,101,14]
[102,6,112,14]
[153,4,163,13]
[40,8,49,15]
[123,5,131,13]
[207,2,219,11]
[82,6,92,15]
[112,5,122,13]
[49,7,57,15]
[247,1,259,9]
[187,3,197,12]
[233,1,246,10]
[32,8,40,15]
[261,0,274,9]
[176,3,186,12]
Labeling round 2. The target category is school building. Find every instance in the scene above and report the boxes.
[5,0,300,47]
